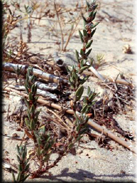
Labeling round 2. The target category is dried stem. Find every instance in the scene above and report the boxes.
[4,86,136,154]
[54,0,64,50]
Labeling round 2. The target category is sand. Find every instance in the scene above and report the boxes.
[2,0,136,182]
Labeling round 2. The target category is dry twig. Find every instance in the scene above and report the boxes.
[4,87,136,154]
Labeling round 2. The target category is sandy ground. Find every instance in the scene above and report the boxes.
[2,0,136,182]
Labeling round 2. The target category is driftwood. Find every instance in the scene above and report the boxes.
[3,63,68,84]
[52,54,133,86]
[35,81,58,91]
[4,87,136,154]
[3,62,132,87]
[53,52,67,72]
[88,65,106,81]
[8,85,58,100]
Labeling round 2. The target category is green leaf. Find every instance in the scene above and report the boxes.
[24,163,29,172]
[75,85,84,101]
[25,118,29,128]
[92,4,98,11]
[27,67,33,77]
[29,92,33,101]
[69,76,74,84]
[17,155,21,163]
[66,66,70,73]
[90,29,96,37]
[80,59,84,68]
[89,11,93,18]
[92,11,97,21]
[83,29,87,36]
[86,40,93,49]
[24,82,29,94]
[87,86,91,95]
[21,174,30,182]
[79,126,88,135]
[35,110,40,119]
[83,96,88,104]
[81,104,88,113]
[22,149,27,160]
[90,22,99,29]
[40,149,44,155]
[37,147,41,156]
[41,125,46,133]
[27,109,31,120]
[69,142,74,150]
[89,11,97,21]
[20,146,23,153]
[79,30,84,43]
[25,158,30,165]
[76,123,81,132]
[82,14,87,24]
[74,113,80,123]
[43,154,50,162]
[35,96,39,101]
[18,164,22,172]
[17,145,20,155]
[80,49,85,56]
[72,69,78,81]
[76,135,82,142]
[30,104,35,114]
[30,119,35,130]
[30,75,36,83]
[86,1,90,8]
[86,48,92,57]
[89,92,96,101]
[79,65,90,74]
[12,172,16,182]
[24,98,29,108]
[75,50,79,62]
[31,83,37,94]
[79,75,89,85]
[48,140,54,149]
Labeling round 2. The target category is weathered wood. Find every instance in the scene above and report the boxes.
[3,63,68,84]
[8,85,58,100]
[4,86,136,154]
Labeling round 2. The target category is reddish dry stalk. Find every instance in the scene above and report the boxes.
[4,87,136,154]
[30,152,65,179]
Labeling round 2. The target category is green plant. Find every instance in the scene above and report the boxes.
[24,67,40,142]
[33,126,54,170]
[91,53,105,69]
[12,65,23,84]
[8,0,99,180]
[67,0,98,141]
[81,86,97,114]
[96,53,104,64]
[67,0,98,110]
[23,67,55,178]
[12,145,30,183]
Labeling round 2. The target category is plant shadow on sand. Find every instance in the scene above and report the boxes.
[40,168,135,182]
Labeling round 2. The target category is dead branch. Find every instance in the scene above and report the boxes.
[84,66,133,87]
[3,62,68,84]
[8,84,58,100]
[52,54,133,86]
[4,86,136,154]
[88,66,106,81]
[46,107,71,130]
[54,0,64,50]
